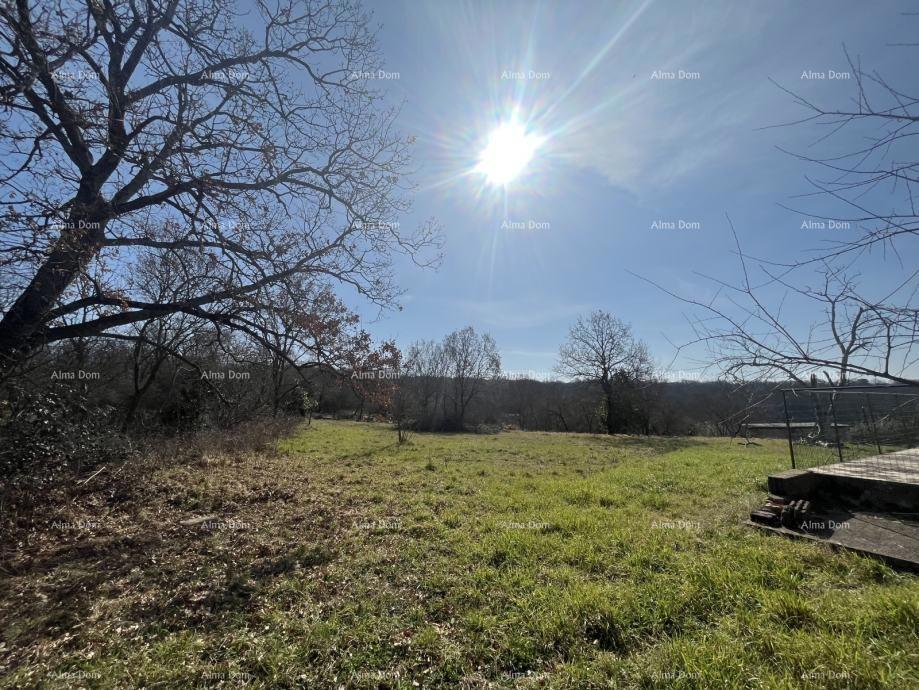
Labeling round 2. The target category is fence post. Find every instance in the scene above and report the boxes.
[828,392,844,464]
[860,405,873,453]
[865,394,882,454]
[782,389,796,469]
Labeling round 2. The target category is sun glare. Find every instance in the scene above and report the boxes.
[475,120,544,187]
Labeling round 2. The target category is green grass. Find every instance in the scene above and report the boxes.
[2,420,917,688]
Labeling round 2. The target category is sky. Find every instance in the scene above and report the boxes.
[344,0,919,380]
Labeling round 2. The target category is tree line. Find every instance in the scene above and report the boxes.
[1,307,786,440]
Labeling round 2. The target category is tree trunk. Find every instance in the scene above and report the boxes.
[122,392,143,433]
[601,378,615,435]
[0,207,106,370]
[122,355,165,432]
[553,409,569,432]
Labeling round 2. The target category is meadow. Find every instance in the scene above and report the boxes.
[2,421,917,688]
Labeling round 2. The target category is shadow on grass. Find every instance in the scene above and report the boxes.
[0,447,343,676]
[596,435,709,454]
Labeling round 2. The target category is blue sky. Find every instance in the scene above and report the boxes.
[346,0,919,379]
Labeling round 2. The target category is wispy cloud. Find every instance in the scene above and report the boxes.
[451,297,587,330]
[519,1,785,194]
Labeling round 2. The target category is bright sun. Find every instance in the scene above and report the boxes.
[475,120,544,187]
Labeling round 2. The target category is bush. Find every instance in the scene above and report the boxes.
[0,386,132,487]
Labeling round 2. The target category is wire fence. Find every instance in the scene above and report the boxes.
[779,385,919,477]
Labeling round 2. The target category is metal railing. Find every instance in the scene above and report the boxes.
[780,384,919,474]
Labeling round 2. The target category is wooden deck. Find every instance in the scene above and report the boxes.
[810,448,919,485]
[760,448,919,567]
[749,509,919,570]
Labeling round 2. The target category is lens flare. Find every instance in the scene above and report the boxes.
[475,120,544,187]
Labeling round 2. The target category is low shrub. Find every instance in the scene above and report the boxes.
[0,385,132,486]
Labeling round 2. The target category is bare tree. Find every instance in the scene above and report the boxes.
[767,46,919,267]
[402,338,447,429]
[120,253,206,430]
[556,310,652,435]
[636,227,919,387]
[390,372,414,443]
[245,279,368,417]
[346,338,400,420]
[442,326,500,430]
[0,0,440,375]
[645,38,919,387]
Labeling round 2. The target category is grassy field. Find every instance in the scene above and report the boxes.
[2,420,918,688]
